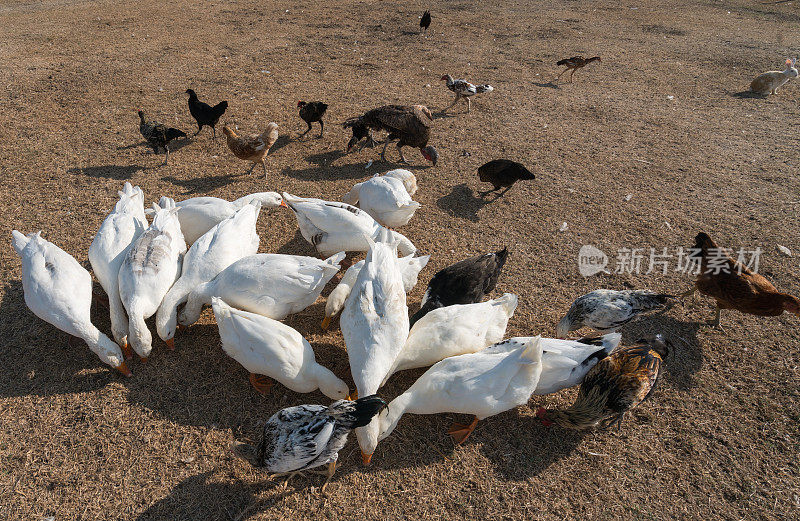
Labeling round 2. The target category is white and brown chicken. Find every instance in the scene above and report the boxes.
[440,74,494,113]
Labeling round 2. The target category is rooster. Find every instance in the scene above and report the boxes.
[297,101,328,138]
[556,56,601,83]
[681,232,800,329]
[137,110,186,165]
[186,89,228,138]
[537,335,670,431]
[344,105,438,165]
[222,123,279,178]
[477,159,535,197]
[420,10,431,34]
[440,74,494,113]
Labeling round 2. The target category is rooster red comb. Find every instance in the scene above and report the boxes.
[536,407,553,427]
[297,101,305,107]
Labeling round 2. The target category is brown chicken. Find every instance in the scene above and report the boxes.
[343,105,438,165]
[536,335,670,430]
[556,56,601,83]
[681,232,800,328]
[222,123,279,178]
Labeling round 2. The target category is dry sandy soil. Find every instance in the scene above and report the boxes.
[2,0,799,519]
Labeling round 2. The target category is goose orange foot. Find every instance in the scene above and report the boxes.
[249,373,275,395]
[447,416,479,445]
[121,341,134,360]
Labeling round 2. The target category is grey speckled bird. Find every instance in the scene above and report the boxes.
[556,289,674,338]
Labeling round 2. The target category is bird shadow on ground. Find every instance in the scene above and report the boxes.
[280,161,371,181]
[436,183,491,222]
[116,140,148,150]
[270,135,292,154]
[730,90,766,99]
[161,173,245,194]
[533,81,560,89]
[432,110,460,119]
[275,229,317,257]
[619,313,703,391]
[135,471,293,521]
[68,165,146,180]
[304,149,347,167]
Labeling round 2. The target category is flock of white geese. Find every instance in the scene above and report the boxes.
[12,169,668,491]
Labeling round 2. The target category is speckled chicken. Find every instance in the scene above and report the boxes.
[556,56,602,83]
[137,110,186,165]
[556,289,674,338]
[223,123,279,178]
[344,105,438,165]
[682,232,800,328]
[440,74,494,113]
[537,335,670,430]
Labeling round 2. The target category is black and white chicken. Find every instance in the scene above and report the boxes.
[137,110,186,165]
[440,74,494,113]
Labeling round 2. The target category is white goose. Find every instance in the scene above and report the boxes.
[380,293,518,387]
[12,231,130,376]
[212,297,349,399]
[368,336,544,460]
[382,169,418,196]
[88,182,148,356]
[282,192,416,257]
[341,171,420,228]
[340,237,409,464]
[483,333,621,395]
[322,253,430,329]
[157,192,283,244]
[156,201,261,348]
[179,252,345,326]
[118,199,186,360]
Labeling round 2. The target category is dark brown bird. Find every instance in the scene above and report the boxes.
[420,10,431,33]
[297,101,328,138]
[681,232,800,329]
[186,89,228,138]
[137,110,186,165]
[343,105,438,165]
[410,247,509,326]
[477,159,535,197]
[556,56,602,83]
[536,335,670,430]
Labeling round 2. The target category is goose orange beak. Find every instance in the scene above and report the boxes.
[361,451,373,466]
[165,338,175,350]
[140,356,149,364]
[121,341,134,360]
[346,391,358,401]
[116,362,132,377]
[321,316,332,330]
[279,200,288,208]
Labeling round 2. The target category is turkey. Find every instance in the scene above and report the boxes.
[344,105,438,166]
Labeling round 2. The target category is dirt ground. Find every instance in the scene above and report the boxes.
[1,0,799,519]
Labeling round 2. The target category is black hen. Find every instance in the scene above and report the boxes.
[186,89,228,138]
[478,159,535,197]
[137,110,186,165]
[297,101,328,138]
[420,10,431,33]
[410,247,510,326]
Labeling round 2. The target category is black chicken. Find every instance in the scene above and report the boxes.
[297,101,328,138]
[420,10,431,33]
[410,247,510,326]
[137,110,186,165]
[477,159,535,197]
[186,89,228,138]
[343,104,438,165]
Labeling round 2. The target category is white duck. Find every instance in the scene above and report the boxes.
[179,252,345,326]
[282,192,416,257]
[88,182,148,356]
[483,333,621,395]
[381,293,518,387]
[368,336,544,461]
[322,253,430,329]
[154,192,283,244]
[212,297,349,399]
[340,237,409,464]
[12,231,130,376]
[341,171,420,228]
[156,201,261,348]
[118,199,186,360]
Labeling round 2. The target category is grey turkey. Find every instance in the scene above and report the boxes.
[477,159,535,197]
[344,104,438,165]
[410,247,509,326]
[137,110,186,165]
[231,395,386,491]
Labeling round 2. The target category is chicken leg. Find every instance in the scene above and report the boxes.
[163,147,170,166]
[445,93,461,111]
[557,68,570,82]
[301,121,312,137]
[466,97,471,113]
[249,373,274,395]
[447,416,479,445]
[319,120,324,138]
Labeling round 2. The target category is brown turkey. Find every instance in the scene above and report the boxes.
[477,159,535,197]
[343,105,438,165]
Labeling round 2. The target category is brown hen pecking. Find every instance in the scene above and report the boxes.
[222,123,279,178]
[556,56,601,83]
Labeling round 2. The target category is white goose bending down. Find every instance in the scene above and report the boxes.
[483,333,621,394]
[179,252,345,326]
[282,192,416,257]
[118,200,186,361]
[371,336,544,459]
[322,253,430,329]
[156,201,261,349]
[158,192,283,244]
[341,172,420,228]
[12,231,130,376]
[383,169,418,196]
[212,297,349,398]
[88,182,148,356]
[381,293,518,387]
[340,238,409,465]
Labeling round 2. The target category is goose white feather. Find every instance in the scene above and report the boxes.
[342,172,421,228]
